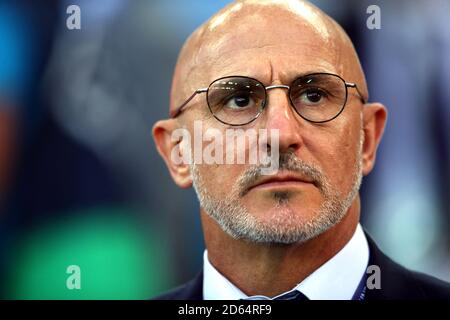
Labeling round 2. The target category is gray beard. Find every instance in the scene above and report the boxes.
[191,134,363,244]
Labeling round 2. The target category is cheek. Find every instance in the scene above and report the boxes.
[199,163,246,195]
[308,124,361,192]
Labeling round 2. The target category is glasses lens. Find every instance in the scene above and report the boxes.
[289,74,347,122]
[207,77,266,125]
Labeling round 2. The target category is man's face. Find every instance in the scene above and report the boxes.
[170,5,371,244]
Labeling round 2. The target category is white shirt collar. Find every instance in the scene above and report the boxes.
[203,223,369,300]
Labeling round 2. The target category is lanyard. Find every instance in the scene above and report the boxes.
[351,273,368,300]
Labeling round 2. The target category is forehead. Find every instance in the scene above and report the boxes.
[193,4,342,86]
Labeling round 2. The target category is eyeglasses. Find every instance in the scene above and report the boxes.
[170,72,366,126]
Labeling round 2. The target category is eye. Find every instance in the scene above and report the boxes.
[299,88,327,105]
[223,92,256,110]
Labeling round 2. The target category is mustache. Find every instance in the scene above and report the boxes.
[237,151,327,197]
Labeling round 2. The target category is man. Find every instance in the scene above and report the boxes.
[152,0,450,300]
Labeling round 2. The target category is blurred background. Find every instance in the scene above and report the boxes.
[0,0,449,299]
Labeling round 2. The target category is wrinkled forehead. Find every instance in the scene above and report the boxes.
[191,1,343,85]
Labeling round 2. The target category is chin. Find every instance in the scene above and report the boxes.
[244,190,322,215]
[247,202,320,225]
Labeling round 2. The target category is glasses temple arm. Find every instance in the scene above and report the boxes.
[170,88,208,118]
[346,82,367,104]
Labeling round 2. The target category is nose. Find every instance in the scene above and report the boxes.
[260,86,304,153]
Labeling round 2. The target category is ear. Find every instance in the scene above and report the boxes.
[152,119,193,188]
[361,103,388,176]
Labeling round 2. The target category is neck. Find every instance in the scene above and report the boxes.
[201,196,361,297]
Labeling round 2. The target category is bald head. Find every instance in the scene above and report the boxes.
[170,0,368,118]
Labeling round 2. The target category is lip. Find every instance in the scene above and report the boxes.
[247,172,314,192]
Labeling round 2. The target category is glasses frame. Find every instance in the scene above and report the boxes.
[170,72,367,126]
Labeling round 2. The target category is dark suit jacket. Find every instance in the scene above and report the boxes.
[153,233,450,300]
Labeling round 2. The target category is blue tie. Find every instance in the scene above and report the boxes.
[244,290,309,300]
[274,290,309,300]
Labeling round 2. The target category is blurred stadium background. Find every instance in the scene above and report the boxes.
[0,0,449,299]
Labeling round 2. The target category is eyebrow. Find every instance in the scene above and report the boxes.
[207,68,339,87]
[287,69,340,83]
